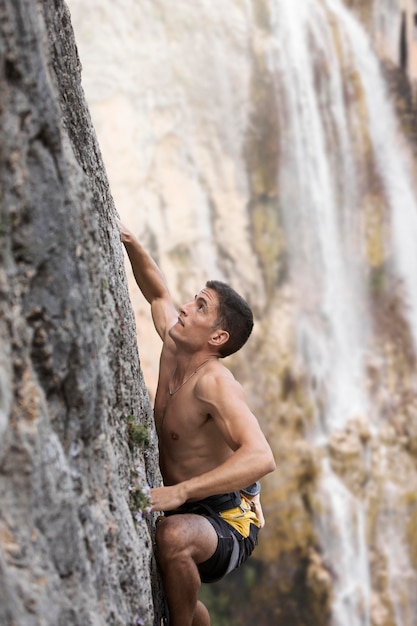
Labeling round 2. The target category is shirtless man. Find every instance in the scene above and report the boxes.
[118,220,276,626]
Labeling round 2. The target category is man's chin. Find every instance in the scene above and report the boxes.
[168,323,181,341]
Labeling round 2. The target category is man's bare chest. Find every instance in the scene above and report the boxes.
[157,397,208,438]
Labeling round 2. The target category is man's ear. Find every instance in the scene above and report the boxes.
[209,329,229,347]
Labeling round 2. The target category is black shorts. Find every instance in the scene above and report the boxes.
[164,491,259,584]
[197,514,259,584]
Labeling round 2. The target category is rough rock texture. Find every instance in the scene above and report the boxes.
[0,1,162,624]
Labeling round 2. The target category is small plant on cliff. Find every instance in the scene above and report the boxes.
[127,414,149,451]
[129,464,151,523]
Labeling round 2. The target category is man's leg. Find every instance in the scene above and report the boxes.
[156,513,218,626]
[192,601,210,626]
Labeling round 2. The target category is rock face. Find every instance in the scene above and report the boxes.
[0,1,162,624]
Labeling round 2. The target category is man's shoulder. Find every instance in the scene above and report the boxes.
[194,362,243,400]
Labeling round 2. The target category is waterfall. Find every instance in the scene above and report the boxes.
[317,461,371,626]
[268,2,372,621]
[377,482,417,626]
[268,1,417,625]
[268,0,370,436]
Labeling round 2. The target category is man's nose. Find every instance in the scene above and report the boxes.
[181,299,195,314]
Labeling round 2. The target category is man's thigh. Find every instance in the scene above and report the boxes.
[156,513,219,565]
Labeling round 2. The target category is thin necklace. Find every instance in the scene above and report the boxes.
[168,357,218,396]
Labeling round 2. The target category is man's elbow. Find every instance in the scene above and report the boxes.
[259,447,276,476]
[266,453,276,475]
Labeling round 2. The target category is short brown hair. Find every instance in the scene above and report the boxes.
[206,280,254,357]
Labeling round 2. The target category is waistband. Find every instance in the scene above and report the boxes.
[165,491,242,516]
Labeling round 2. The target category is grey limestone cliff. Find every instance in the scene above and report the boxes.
[0,0,161,624]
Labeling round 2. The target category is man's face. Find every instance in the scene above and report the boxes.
[169,287,220,348]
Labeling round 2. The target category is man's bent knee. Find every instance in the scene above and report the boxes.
[156,514,218,566]
[156,516,192,560]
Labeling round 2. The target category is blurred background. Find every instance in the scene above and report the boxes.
[66,1,417,624]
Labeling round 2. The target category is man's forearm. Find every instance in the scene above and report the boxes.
[181,447,275,503]
[118,220,169,304]
[150,445,275,513]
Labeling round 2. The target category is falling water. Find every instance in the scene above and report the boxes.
[317,461,371,626]
[268,0,370,436]
[268,1,417,625]
[377,482,417,626]
[267,4,372,622]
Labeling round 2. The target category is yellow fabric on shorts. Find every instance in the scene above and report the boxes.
[219,497,260,538]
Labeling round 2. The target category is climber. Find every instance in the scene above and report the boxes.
[117,219,276,626]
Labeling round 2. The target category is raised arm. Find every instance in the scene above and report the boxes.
[117,219,178,341]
